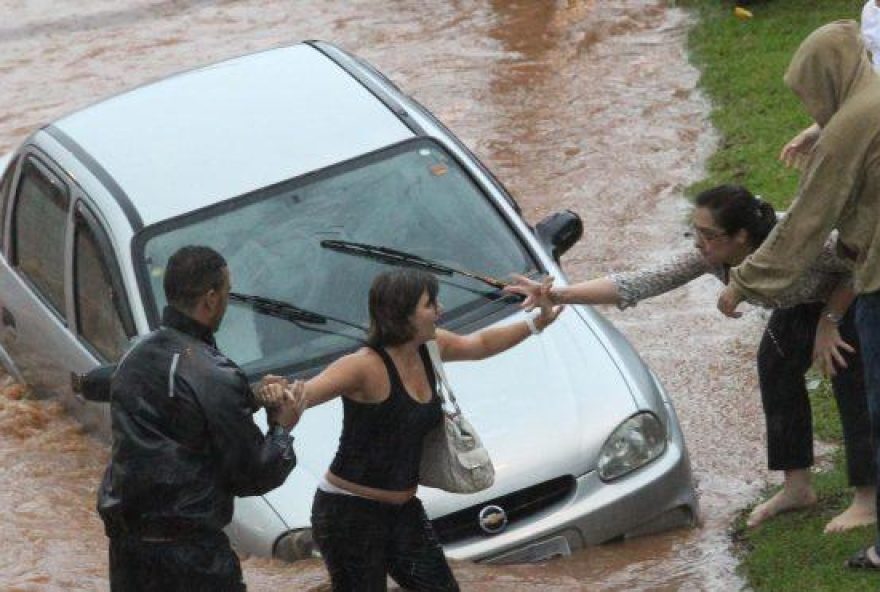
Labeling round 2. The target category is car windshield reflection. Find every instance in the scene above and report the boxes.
[136,139,537,374]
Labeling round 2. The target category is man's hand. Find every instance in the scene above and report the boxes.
[779,123,820,169]
[812,320,855,377]
[266,380,308,431]
[717,285,745,318]
[254,374,288,407]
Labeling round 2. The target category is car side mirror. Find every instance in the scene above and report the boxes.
[534,210,583,262]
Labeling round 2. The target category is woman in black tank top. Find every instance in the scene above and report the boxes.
[258,269,562,592]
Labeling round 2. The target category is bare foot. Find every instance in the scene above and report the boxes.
[825,488,877,533]
[747,487,818,528]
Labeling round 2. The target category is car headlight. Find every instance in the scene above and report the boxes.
[597,412,667,482]
[273,528,320,562]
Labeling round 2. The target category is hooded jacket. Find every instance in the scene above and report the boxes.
[95,306,296,538]
[731,20,880,299]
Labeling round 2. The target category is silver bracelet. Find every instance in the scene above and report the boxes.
[821,310,843,325]
[525,315,541,335]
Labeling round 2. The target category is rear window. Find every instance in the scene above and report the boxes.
[13,158,69,316]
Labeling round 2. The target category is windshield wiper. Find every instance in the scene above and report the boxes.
[229,292,367,333]
[320,239,511,292]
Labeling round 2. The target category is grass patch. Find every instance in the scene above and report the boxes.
[679,0,877,589]
[733,465,877,592]
[810,376,844,444]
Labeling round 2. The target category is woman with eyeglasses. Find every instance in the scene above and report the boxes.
[507,184,875,533]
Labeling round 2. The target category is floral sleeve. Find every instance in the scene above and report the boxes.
[610,251,714,310]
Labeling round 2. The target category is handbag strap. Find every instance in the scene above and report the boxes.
[425,340,463,417]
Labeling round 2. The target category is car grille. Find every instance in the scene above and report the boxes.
[431,476,576,544]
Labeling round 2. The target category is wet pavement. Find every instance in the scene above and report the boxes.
[0,1,776,589]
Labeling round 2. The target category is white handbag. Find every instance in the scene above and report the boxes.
[418,340,495,493]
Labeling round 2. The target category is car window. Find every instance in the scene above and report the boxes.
[12,157,69,316]
[73,204,135,361]
[137,139,538,374]
[0,156,18,247]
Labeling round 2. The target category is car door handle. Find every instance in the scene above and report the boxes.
[1,308,15,329]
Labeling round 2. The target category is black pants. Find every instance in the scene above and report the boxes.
[758,302,874,486]
[311,489,459,592]
[108,531,246,592]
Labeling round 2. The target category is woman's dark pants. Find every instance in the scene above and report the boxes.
[311,489,459,592]
[758,302,874,486]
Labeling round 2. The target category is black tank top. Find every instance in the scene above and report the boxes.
[329,344,444,490]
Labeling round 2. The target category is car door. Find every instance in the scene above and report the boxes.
[65,199,136,434]
[0,154,23,382]
[0,152,77,403]
[0,150,134,431]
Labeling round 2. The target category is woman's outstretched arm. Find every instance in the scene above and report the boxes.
[506,275,620,309]
[437,303,562,362]
[256,352,370,408]
[506,252,710,311]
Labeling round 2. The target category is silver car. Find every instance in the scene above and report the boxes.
[0,41,697,565]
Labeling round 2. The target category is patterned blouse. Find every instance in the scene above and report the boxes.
[610,236,851,310]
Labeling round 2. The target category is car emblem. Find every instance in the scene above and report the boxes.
[478,504,508,535]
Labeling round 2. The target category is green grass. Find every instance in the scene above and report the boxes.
[731,465,877,591]
[678,0,879,589]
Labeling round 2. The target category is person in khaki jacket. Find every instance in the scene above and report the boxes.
[716,20,880,570]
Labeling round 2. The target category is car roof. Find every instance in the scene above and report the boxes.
[50,43,414,228]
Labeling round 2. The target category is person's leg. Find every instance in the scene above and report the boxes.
[311,489,390,591]
[825,307,876,533]
[387,497,459,592]
[748,305,818,528]
[849,292,880,568]
[158,534,247,592]
[110,533,246,592]
[109,537,145,592]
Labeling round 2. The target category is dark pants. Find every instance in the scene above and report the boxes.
[758,302,874,486]
[108,531,246,592]
[311,489,459,592]
[855,292,880,551]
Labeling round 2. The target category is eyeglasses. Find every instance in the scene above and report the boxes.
[684,225,728,242]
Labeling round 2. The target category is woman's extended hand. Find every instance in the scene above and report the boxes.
[812,320,855,378]
[534,300,564,331]
[779,123,820,169]
[256,381,286,407]
[264,380,309,430]
[505,274,555,311]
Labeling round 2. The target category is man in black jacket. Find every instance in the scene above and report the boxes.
[86,245,305,591]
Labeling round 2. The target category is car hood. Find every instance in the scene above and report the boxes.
[261,308,640,526]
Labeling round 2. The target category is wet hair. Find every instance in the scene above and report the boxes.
[367,269,439,348]
[164,245,227,312]
[695,184,777,248]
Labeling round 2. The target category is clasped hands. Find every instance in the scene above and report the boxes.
[255,376,308,430]
[504,274,564,323]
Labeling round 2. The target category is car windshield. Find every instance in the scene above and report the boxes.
[136,139,538,374]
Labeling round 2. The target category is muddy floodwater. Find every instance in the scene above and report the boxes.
[0,1,778,589]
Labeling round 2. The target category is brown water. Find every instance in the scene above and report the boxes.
[0,0,777,589]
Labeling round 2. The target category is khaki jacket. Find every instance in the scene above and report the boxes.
[731,20,880,298]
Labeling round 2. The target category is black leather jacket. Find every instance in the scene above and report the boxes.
[92,306,296,539]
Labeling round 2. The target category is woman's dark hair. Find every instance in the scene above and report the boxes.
[164,245,227,312]
[367,269,439,347]
[695,184,777,248]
